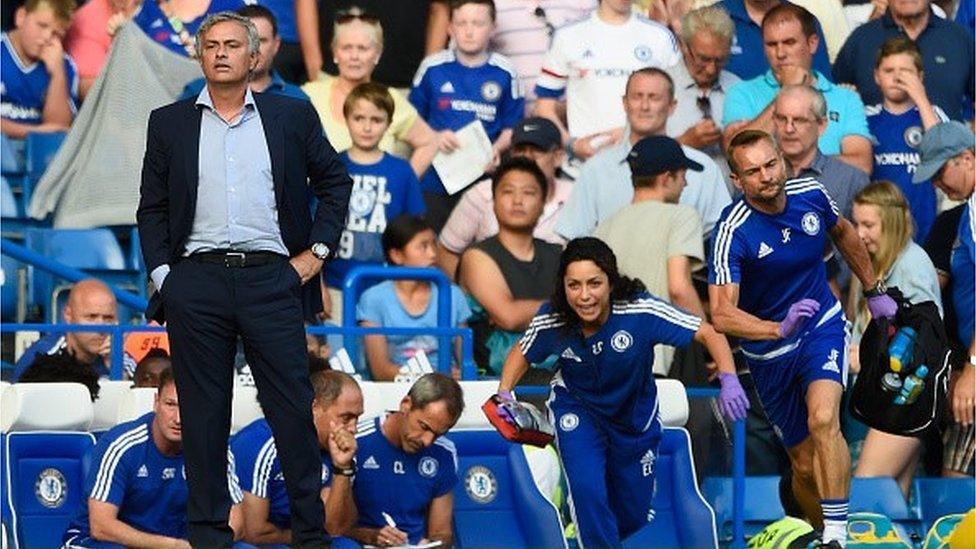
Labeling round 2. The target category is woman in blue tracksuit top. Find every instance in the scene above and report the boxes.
[495,237,748,548]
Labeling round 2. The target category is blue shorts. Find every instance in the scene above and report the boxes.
[549,386,660,548]
[745,315,849,448]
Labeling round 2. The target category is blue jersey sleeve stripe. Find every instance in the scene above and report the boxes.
[519,315,565,355]
[252,438,277,499]
[614,303,702,332]
[227,449,244,504]
[712,203,750,285]
[411,50,456,87]
[623,298,702,327]
[91,425,148,501]
[433,438,459,472]
[786,179,840,216]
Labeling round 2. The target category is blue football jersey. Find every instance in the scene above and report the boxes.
[410,50,524,193]
[232,418,333,530]
[325,152,426,287]
[709,178,843,360]
[64,413,243,541]
[519,292,700,434]
[867,104,949,243]
[353,416,458,544]
[1,33,78,126]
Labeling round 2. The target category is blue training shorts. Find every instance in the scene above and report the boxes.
[746,314,849,448]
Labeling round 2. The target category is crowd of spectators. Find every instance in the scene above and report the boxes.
[2,0,974,544]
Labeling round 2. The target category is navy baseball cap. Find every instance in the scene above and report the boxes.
[512,117,561,150]
[626,135,704,177]
[913,121,976,183]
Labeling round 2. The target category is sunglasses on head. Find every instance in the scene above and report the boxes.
[335,9,380,25]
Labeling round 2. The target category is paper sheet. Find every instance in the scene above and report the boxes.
[364,541,443,549]
[432,121,493,195]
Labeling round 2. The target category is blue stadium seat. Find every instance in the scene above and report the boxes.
[2,254,23,321]
[23,227,145,321]
[917,477,976,531]
[1,176,17,218]
[703,476,785,542]
[449,429,568,549]
[624,428,718,548]
[22,131,66,206]
[851,477,922,538]
[1,432,96,549]
[1,383,95,549]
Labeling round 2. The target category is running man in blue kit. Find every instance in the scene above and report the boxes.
[709,130,897,546]
[495,236,750,549]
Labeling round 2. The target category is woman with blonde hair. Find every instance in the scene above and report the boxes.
[849,180,942,498]
[301,8,445,178]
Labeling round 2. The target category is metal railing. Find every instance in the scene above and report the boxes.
[341,265,462,376]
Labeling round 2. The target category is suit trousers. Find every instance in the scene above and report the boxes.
[164,256,329,548]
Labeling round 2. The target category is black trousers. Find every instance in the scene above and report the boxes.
[164,257,328,547]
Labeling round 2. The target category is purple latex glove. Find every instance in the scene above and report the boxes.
[495,390,518,425]
[867,294,898,319]
[778,299,821,338]
[717,373,750,421]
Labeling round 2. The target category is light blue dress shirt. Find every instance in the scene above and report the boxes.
[554,133,732,241]
[150,87,288,290]
[722,70,871,156]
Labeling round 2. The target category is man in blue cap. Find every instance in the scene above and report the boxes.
[914,121,975,429]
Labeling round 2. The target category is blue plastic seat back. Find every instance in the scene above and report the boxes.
[24,132,66,184]
[1,254,21,321]
[23,228,128,317]
[449,430,566,549]
[704,475,786,541]
[2,431,96,549]
[1,176,17,218]
[625,428,718,548]
[851,478,913,520]
[917,477,975,526]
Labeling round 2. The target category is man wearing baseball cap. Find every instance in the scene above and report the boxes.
[596,135,706,376]
[915,120,975,428]
[437,116,574,279]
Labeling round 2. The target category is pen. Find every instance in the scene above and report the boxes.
[382,511,397,529]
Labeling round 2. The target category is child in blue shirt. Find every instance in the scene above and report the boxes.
[326,82,426,318]
[409,0,524,217]
[1,0,78,140]
[356,214,472,381]
[866,37,948,244]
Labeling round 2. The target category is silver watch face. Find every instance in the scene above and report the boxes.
[312,243,329,259]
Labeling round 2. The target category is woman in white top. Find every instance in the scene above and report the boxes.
[849,180,942,498]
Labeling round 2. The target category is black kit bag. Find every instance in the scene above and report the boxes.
[850,287,952,437]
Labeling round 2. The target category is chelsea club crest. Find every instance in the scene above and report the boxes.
[35,468,67,509]
[801,212,820,236]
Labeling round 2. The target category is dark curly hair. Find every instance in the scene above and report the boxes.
[550,237,646,329]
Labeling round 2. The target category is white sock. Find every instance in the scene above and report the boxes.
[822,519,847,546]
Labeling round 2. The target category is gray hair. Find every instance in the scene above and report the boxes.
[331,6,384,50]
[407,373,464,424]
[195,11,260,59]
[681,6,735,46]
[778,84,827,120]
[311,370,360,407]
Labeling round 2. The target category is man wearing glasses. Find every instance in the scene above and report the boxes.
[772,85,867,219]
[666,6,740,187]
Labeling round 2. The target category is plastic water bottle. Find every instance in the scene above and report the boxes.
[888,327,918,372]
[894,365,929,405]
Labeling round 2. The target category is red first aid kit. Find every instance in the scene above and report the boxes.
[482,394,555,448]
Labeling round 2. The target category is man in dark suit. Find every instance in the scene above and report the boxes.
[136,12,352,548]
